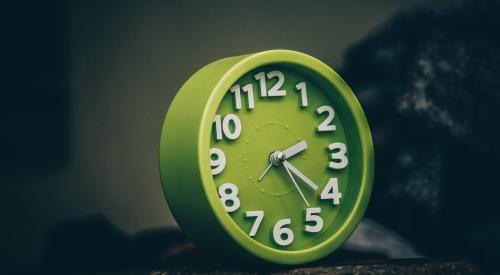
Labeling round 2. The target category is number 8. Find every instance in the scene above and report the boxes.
[218,183,240,213]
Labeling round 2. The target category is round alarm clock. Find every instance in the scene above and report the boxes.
[159,50,373,265]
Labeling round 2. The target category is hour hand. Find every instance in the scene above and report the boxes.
[283,160,318,190]
[282,140,307,159]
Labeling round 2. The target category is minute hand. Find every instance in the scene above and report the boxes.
[283,160,318,191]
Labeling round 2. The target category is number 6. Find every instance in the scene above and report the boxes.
[273,219,294,246]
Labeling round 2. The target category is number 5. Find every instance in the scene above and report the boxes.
[305,208,323,233]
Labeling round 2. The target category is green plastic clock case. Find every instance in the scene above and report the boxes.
[159,50,374,265]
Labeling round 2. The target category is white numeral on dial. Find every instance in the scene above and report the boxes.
[213,114,242,140]
[273,218,294,246]
[254,72,267,97]
[328,142,348,169]
[245,210,264,237]
[295,82,308,107]
[229,85,242,110]
[321,178,342,205]
[316,106,336,131]
[230,84,255,110]
[242,84,255,109]
[209,148,226,176]
[305,208,323,233]
[255,71,286,97]
[218,183,240,213]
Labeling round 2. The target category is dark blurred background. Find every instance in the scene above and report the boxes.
[2,0,499,274]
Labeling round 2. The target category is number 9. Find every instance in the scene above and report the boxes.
[210,148,226,176]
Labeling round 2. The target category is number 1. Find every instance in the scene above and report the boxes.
[295,82,308,107]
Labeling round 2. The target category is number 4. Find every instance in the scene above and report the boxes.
[321,178,342,205]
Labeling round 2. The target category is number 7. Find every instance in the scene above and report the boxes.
[245,210,264,237]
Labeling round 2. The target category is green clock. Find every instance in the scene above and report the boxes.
[159,50,374,265]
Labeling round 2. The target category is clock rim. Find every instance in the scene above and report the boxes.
[198,50,374,264]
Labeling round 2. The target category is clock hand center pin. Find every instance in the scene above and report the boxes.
[257,140,307,182]
[257,151,284,182]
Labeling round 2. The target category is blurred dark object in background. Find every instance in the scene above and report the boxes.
[37,215,198,274]
[1,0,70,178]
[341,0,500,272]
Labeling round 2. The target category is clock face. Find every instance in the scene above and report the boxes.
[209,64,363,251]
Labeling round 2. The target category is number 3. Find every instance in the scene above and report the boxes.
[328,142,348,169]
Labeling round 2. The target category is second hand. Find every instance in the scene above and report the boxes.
[283,164,310,207]
[258,163,273,182]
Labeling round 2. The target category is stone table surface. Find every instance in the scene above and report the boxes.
[89,259,481,275]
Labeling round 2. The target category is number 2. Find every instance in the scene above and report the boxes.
[316,106,336,132]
